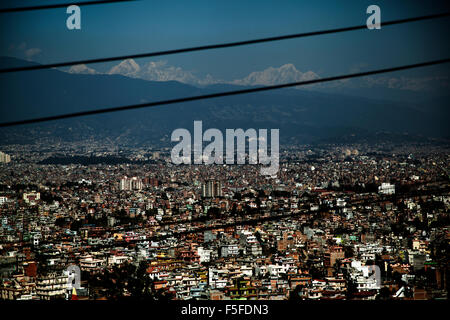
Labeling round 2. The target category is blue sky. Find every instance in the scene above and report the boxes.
[1,0,449,84]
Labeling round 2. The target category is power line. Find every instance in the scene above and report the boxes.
[0,12,449,73]
[0,58,448,128]
[0,0,136,14]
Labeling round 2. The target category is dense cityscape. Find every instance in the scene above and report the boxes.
[0,141,448,301]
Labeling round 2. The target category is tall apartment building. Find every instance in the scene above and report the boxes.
[119,176,143,191]
[0,151,11,163]
[201,180,222,198]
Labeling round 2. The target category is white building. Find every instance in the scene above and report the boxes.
[197,247,212,263]
[208,268,229,289]
[23,192,40,204]
[0,151,11,163]
[0,196,7,205]
[120,176,143,191]
[220,243,239,257]
[36,272,68,300]
[350,260,381,292]
[378,183,395,195]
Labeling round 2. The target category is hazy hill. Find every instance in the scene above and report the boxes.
[0,57,447,145]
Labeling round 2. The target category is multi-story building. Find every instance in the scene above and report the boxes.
[23,192,40,204]
[36,272,68,300]
[378,183,395,195]
[0,196,8,205]
[0,151,11,163]
[201,180,222,198]
[120,176,143,191]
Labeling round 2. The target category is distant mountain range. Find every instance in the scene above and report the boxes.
[0,57,448,146]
